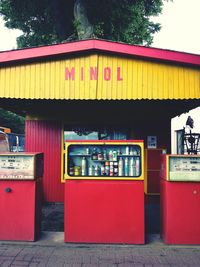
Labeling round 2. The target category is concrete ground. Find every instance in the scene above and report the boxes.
[0,203,199,266]
[0,233,200,267]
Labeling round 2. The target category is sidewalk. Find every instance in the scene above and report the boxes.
[0,204,200,267]
[0,233,200,267]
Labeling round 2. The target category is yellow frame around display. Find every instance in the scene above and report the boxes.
[64,140,144,181]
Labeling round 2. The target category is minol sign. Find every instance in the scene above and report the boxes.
[65,67,123,81]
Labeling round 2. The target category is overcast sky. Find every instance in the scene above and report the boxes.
[0,0,200,54]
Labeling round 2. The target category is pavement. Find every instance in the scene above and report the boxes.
[0,204,200,267]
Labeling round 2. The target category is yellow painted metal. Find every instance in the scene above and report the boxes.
[64,140,144,181]
[0,54,199,100]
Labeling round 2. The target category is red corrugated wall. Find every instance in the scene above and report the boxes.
[25,120,64,203]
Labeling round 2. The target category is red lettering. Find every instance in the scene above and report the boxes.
[104,67,111,81]
[65,66,123,81]
[117,67,123,81]
[65,67,75,80]
[90,67,98,80]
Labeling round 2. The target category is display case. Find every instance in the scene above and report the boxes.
[64,140,144,180]
[161,154,200,182]
[64,140,145,244]
[0,153,43,180]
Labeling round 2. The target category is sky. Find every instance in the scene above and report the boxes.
[0,0,200,54]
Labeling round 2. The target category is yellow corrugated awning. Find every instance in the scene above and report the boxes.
[0,40,199,100]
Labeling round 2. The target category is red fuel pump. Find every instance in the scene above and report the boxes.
[160,154,200,244]
[0,153,43,241]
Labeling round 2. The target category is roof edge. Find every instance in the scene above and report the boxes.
[0,39,199,66]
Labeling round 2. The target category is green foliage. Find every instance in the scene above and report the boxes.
[0,108,25,133]
[0,0,165,47]
[86,0,163,45]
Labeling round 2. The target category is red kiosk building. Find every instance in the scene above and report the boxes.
[0,40,199,243]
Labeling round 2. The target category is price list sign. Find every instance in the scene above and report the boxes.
[169,156,200,181]
[0,155,35,180]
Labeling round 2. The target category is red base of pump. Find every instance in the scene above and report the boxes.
[0,180,42,241]
[160,179,200,244]
[64,180,144,244]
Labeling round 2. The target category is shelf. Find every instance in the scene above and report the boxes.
[69,154,91,157]
[69,154,140,158]
[67,175,140,178]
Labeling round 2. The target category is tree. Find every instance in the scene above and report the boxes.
[0,0,165,48]
[0,108,25,133]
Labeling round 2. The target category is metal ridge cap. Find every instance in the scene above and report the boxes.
[93,40,200,66]
[0,39,199,66]
[0,39,96,63]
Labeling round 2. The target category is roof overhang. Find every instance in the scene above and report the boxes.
[0,39,200,67]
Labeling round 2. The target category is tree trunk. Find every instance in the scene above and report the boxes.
[74,0,94,39]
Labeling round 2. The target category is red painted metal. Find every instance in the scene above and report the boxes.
[160,154,167,180]
[0,39,199,66]
[64,180,145,244]
[160,179,200,244]
[0,179,42,241]
[25,120,64,203]
[147,171,160,194]
[147,149,163,169]
[146,149,164,194]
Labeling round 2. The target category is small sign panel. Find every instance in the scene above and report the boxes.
[169,156,200,181]
[0,155,35,180]
[147,136,157,149]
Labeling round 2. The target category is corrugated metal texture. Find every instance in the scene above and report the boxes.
[0,54,199,100]
[25,120,64,203]
[96,56,200,100]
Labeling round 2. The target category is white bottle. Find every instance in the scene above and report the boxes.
[124,157,129,176]
[81,157,87,176]
[88,165,93,176]
[129,157,135,176]
[135,158,140,176]
[118,157,124,176]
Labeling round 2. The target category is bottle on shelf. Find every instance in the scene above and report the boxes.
[130,148,134,155]
[125,146,129,155]
[129,157,135,176]
[81,157,87,176]
[74,166,81,176]
[117,149,121,156]
[103,150,107,160]
[113,161,118,176]
[92,148,98,160]
[88,165,94,176]
[100,165,105,176]
[109,161,114,176]
[124,157,129,176]
[68,159,74,176]
[135,158,140,176]
[94,165,100,176]
[118,157,124,176]
[113,150,117,161]
[105,161,110,176]
[108,150,113,161]
[97,150,103,161]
